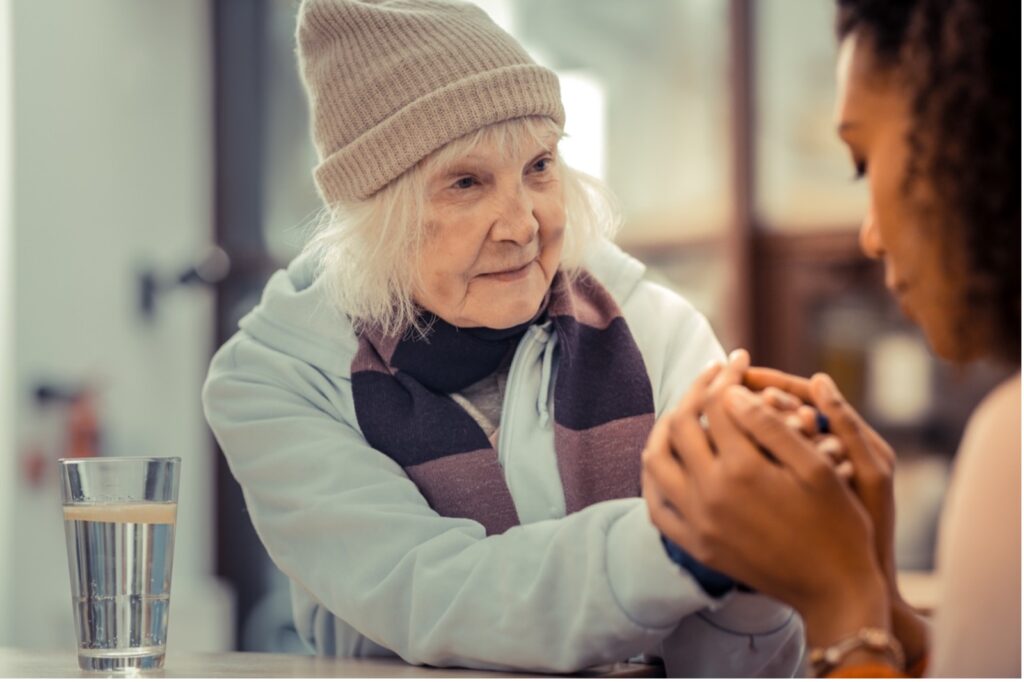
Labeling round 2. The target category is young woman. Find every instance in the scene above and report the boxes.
[643,0,1019,676]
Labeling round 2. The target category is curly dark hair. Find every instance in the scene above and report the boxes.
[836,0,1020,366]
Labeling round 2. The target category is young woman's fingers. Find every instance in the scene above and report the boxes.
[782,406,819,437]
[643,425,695,512]
[704,394,770,468]
[642,471,700,550]
[676,362,724,415]
[816,434,847,464]
[857,416,896,468]
[664,409,718,482]
[797,405,819,435]
[809,374,897,583]
[743,367,813,402]
[641,470,680,516]
[660,362,728,479]
[723,385,834,484]
[698,349,756,456]
[763,387,802,412]
[703,349,751,405]
[810,373,887,476]
[834,460,855,483]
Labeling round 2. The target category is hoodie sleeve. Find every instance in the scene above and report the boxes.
[202,331,719,672]
[617,279,805,677]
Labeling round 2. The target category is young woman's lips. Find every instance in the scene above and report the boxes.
[479,260,535,282]
[889,283,915,319]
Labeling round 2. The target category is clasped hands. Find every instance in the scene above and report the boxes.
[641,349,901,647]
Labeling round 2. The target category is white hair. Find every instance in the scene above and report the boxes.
[302,116,621,337]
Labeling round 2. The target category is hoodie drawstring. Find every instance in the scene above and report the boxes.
[537,330,557,426]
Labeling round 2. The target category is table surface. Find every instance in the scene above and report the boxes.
[2,573,936,677]
[0,649,663,678]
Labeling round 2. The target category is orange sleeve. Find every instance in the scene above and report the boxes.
[825,654,929,679]
[906,654,929,678]
[826,662,904,678]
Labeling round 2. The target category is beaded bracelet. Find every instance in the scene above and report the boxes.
[808,627,905,677]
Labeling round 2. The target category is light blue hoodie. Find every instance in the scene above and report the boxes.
[202,239,804,675]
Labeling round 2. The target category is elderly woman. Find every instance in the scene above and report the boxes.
[203,0,802,674]
[644,0,1019,677]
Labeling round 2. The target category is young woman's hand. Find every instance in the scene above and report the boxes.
[745,370,897,592]
[642,352,891,647]
[744,367,928,666]
[756,382,852,482]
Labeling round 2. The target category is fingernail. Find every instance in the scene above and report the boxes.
[761,388,781,407]
[818,436,844,459]
[773,391,800,410]
[782,409,806,425]
[727,386,757,407]
[816,373,843,403]
[728,348,748,363]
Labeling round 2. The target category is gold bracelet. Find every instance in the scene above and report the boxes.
[807,627,905,677]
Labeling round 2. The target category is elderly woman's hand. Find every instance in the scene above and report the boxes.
[641,353,891,647]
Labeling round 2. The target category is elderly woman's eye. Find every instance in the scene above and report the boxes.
[453,176,477,190]
[531,157,552,173]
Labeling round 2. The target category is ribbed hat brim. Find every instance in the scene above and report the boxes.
[314,64,564,204]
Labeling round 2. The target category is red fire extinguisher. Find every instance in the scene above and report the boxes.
[66,389,101,460]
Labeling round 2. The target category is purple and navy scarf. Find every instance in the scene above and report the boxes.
[350,271,655,535]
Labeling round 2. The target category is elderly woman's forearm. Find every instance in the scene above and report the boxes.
[203,334,719,671]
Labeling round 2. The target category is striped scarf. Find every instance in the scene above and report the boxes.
[350,271,655,535]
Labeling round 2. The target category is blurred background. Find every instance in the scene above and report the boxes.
[0,0,1011,655]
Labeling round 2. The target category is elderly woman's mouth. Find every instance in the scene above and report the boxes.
[478,260,537,282]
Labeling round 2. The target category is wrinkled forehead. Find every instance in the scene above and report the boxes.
[426,117,562,174]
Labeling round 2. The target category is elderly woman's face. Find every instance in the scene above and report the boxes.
[415,131,566,329]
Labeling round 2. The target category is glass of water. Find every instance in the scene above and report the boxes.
[59,457,180,672]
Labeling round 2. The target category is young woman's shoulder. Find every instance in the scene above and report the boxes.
[930,371,1021,677]
[951,370,1020,511]
[973,372,1021,428]
[959,372,1021,471]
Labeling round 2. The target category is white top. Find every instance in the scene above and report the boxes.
[931,372,1021,677]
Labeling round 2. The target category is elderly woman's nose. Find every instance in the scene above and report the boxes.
[491,186,539,244]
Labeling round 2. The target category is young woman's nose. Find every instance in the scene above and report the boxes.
[490,183,538,245]
[859,203,884,259]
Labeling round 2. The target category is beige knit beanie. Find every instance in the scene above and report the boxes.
[296,0,565,206]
